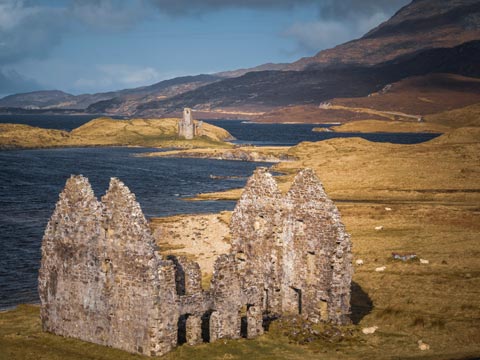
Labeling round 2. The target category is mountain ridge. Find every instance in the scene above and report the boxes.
[1,0,479,118]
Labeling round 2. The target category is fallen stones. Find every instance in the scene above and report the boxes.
[356,259,364,266]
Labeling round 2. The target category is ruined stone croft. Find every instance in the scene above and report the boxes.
[38,168,353,356]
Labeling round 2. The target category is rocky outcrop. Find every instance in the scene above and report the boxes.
[39,168,352,356]
[143,148,296,163]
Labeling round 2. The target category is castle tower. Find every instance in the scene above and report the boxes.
[178,108,194,140]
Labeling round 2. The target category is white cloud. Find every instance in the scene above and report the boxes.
[0,0,149,66]
[70,0,148,31]
[284,9,398,54]
[285,21,353,53]
[0,1,66,64]
[75,64,161,91]
[0,0,38,30]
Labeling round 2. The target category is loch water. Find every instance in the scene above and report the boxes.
[0,115,441,309]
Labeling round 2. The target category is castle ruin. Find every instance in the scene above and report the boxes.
[38,168,352,356]
[178,108,203,139]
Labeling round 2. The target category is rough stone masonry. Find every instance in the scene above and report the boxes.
[178,107,203,139]
[38,167,353,356]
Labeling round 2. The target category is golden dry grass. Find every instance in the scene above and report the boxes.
[0,117,233,149]
[426,103,480,128]
[1,199,479,359]
[317,119,449,133]
[1,124,479,359]
[0,124,70,149]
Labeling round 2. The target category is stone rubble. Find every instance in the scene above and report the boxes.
[38,167,353,356]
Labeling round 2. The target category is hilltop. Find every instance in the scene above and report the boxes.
[288,0,480,70]
[133,38,480,118]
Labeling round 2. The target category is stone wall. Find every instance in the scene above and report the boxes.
[178,108,193,139]
[39,168,352,356]
[228,167,353,325]
[38,176,178,356]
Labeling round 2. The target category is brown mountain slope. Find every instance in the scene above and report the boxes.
[331,74,480,114]
[256,74,480,123]
[288,0,480,70]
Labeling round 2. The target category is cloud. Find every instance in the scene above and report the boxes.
[0,0,413,95]
[75,64,161,91]
[315,0,410,20]
[0,0,66,65]
[147,0,411,54]
[0,0,149,66]
[147,0,410,16]
[284,0,411,54]
[0,68,42,97]
[148,0,317,15]
[70,0,148,31]
[0,0,412,66]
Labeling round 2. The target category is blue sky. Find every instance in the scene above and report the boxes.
[0,0,410,96]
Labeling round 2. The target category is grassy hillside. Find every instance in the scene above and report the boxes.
[0,117,233,150]
[257,74,480,124]
[426,103,480,128]
[1,126,479,359]
[156,126,479,359]
[316,120,450,133]
[0,124,70,149]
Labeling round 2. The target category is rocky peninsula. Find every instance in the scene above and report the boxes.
[140,146,295,163]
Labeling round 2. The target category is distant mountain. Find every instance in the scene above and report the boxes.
[0,66,286,114]
[1,0,479,118]
[134,40,480,117]
[0,74,222,111]
[131,0,480,117]
[287,0,480,70]
[215,63,289,79]
[0,69,43,98]
[0,90,75,109]
[85,74,222,114]
[256,73,480,123]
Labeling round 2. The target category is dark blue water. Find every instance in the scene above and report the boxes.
[0,115,441,309]
[0,114,106,131]
[0,115,440,145]
[204,120,440,146]
[0,147,270,309]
